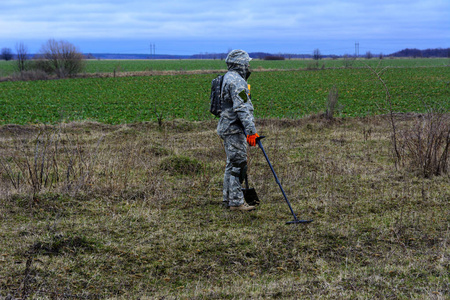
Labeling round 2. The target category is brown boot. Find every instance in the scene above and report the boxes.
[229,203,256,211]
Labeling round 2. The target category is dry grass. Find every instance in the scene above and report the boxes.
[0,116,449,299]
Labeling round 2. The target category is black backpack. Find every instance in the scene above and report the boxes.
[209,74,224,117]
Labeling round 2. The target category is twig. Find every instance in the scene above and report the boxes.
[365,63,402,167]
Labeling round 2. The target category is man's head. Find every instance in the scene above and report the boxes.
[226,49,252,79]
[225,49,252,67]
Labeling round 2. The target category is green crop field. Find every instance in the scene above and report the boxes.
[0,64,449,125]
[1,57,449,77]
[83,57,450,73]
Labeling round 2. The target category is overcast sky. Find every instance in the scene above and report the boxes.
[1,0,449,55]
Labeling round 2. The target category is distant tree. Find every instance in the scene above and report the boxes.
[390,48,450,58]
[366,51,373,59]
[1,48,13,60]
[313,49,321,60]
[391,48,422,58]
[84,53,96,59]
[35,39,85,78]
[264,56,285,60]
[15,42,28,71]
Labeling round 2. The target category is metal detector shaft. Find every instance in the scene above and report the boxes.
[256,136,312,224]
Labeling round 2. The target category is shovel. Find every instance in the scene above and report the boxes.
[243,174,260,206]
[256,136,313,225]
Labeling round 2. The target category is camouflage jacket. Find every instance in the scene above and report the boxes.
[216,66,256,137]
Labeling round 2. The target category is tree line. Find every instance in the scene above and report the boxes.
[390,48,450,58]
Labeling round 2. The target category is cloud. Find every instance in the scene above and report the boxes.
[1,0,448,54]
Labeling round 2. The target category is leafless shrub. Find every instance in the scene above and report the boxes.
[16,42,29,72]
[366,63,402,166]
[0,125,103,197]
[153,103,165,128]
[34,39,85,78]
[306,60,319,70]
[326,85,339,120]
[367,62,449,177]
[399,111,449,177]
[313,48,321,60]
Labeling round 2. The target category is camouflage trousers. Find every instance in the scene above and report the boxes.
[221,133,247,207]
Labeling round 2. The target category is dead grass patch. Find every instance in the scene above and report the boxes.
[0,117,448,299]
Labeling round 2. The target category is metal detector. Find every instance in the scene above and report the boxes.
[256,136,313,225]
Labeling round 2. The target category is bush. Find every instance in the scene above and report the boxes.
[16,42,29,72]
[35,39,85,78]
[313,49,321,60]
[1,48,13,61]
[399,111,449,177]
[326,85,339,120]
[306,60,319,70]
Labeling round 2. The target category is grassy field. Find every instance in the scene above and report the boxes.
[1,65,449,125]
[1,57,449,77]
[0,58,449,298]
[81,57,450,73]
[0,116,448,299]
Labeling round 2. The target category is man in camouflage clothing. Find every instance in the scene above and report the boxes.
[217,49,260,211]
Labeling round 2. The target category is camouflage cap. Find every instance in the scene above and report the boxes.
[225,49,252,66]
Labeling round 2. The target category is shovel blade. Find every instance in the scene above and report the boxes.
[243,188,260,206]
